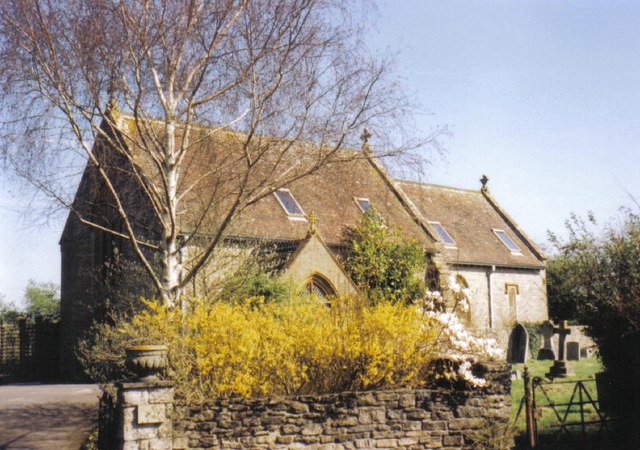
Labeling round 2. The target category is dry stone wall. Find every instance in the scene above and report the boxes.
[174,363,511,450]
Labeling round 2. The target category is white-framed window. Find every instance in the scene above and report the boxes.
[493,229,522,254]
[428,221,456,247]
[274,189,306,219]
[354,197,370,213]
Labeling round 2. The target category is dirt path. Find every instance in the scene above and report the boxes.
[0,384,100,450]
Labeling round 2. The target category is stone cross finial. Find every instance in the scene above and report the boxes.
[307,211,318,236]
[361,128,372,154]
[480,174,489,191]
[361,128,372,144]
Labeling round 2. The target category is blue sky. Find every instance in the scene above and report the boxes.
[369,0,640,239]
[2,0,640,305]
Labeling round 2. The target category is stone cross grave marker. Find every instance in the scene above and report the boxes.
[546,320,574,378]
[555,320,571,361]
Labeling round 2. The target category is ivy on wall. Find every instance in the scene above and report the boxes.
[522,321,542,359]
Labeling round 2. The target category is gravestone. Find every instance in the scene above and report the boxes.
[567,341,580,361]
[538,321,555,360]
[537,348,555,360]
[507,323,528,363]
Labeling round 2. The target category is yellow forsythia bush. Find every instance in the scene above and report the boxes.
[115,296,441,401]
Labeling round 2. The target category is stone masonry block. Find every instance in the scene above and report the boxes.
[123,389,149,406]
[447,418,483,430]
[402,421,422,431]
[148,388,174,404]
[398,394,416,408]
[398,437,419,446]
[376,438,398,448]
[137,404,166,424]
[418,435,443,448]
[173,436,190,449]
[422,421,447,431]
[443,435,464,446]
[126,423,162,441]
[302,423,323,435]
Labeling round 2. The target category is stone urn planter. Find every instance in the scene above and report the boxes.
[125,345,168,382]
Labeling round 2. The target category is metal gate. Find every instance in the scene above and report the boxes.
[514,367,611,449]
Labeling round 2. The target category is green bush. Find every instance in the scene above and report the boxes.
[219,271,290,304]
[547,211,640,434]
[344,209,425,304]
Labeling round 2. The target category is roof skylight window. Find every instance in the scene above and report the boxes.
[494,229,521,254]
[355,197,370,213]
[428,221,456,247]
[274,189,305,217]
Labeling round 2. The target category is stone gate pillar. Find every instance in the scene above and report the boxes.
[116,379,175,450]
[115,345,174,450]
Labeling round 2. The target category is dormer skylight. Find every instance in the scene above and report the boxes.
[355,197,370,213]
[274,189,305,218]
[493,229,521,254]
[428,221,456,247]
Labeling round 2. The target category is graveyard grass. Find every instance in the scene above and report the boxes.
[510,357,606,448]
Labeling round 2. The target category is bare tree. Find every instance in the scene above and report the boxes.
[0,0,442,305]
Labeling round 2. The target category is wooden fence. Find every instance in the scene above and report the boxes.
[0,318,60,383]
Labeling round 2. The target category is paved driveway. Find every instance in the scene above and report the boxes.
[0,384,100,450]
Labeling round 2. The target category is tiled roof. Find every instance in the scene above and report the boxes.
[112,116,433,250]
[100,114,543,267]
[227,156,432,247]
[397,181,545,268]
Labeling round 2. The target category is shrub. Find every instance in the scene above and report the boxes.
[470,418,514,450]
[80,295,441,401]
[547,211,640,433]
[219,271,290,304]
[344,209,425,304]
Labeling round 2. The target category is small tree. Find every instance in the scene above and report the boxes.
[344,209,425,304]
[0,294,21,322]
[24,280,60,319]
[547,210,640,432]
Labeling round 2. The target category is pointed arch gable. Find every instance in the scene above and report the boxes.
[279,232,357,297]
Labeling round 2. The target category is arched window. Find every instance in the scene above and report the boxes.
[304,274,336,302]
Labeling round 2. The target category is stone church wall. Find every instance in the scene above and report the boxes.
[452,266,547,349]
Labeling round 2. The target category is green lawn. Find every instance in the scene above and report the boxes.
[510,357,612,449]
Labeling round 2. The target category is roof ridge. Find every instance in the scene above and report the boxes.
[115,112,367,157]
[395,178,481,194]
[363,155,439,247]
[480,189,547,261]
